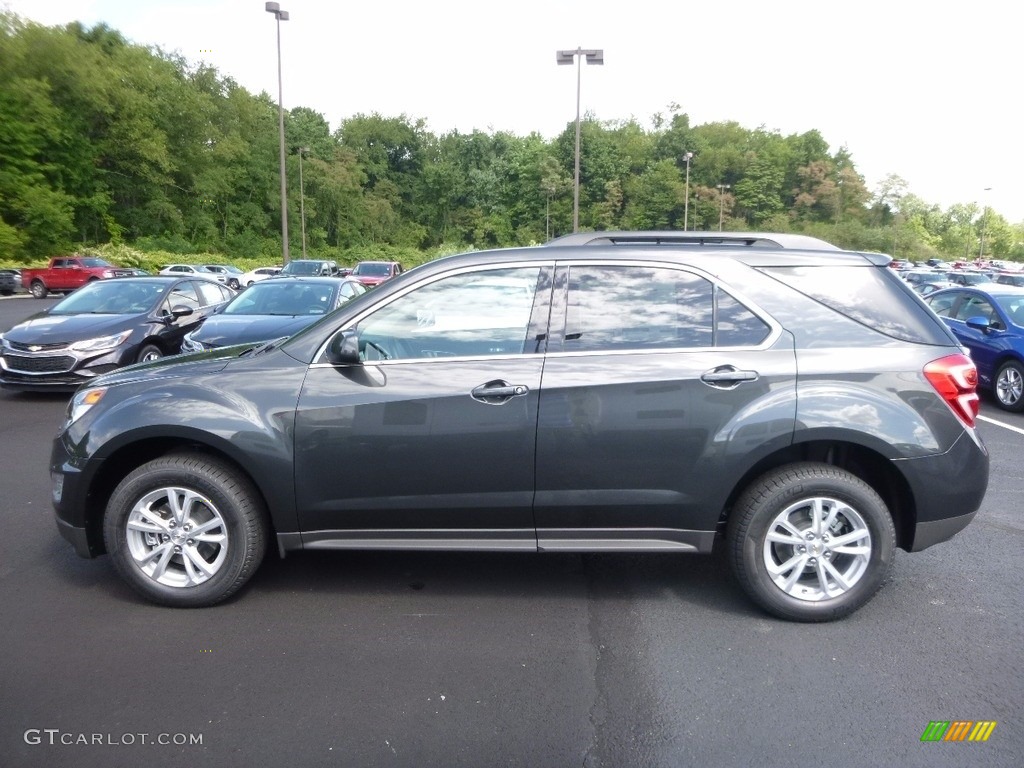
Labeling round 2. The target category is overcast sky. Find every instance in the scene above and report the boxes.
[6,0,1023,223]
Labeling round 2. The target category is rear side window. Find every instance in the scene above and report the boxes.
[558,265,770,352]
[760,265,953,344]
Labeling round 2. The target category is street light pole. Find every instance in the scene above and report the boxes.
[717,183,731,231]
[557,47,603,232]
[298,146,309,259]
[979,187,993,260]
[683,152,694,231]
[266,2,290,264]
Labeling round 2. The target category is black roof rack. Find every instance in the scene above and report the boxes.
[544,231,840,251]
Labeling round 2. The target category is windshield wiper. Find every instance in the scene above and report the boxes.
[244,336,289,357]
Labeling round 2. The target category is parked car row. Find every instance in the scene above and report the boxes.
[0,274,367,390]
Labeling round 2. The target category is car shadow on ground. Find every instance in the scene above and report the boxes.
[245,545,758,619]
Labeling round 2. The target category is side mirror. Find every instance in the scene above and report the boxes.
[964,315,992,332]
[326,330,361,365]
[169,305,194,319]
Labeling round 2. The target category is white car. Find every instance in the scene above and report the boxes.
[158,264,228,285]
[239,266,282,287]
[202,264,245,289]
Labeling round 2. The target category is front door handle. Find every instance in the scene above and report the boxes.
[700,365,759,389]
[471,380,530,404]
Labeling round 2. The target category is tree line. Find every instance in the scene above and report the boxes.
[2,13,1021,268]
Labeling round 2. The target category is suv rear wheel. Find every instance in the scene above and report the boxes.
[727,463,895,622]
[103,453,267,607]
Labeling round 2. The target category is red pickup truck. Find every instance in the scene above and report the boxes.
[21,256,135,299]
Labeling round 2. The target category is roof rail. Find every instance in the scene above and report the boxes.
[544,231,840,250]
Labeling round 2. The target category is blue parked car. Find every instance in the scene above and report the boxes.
[924,285,1024,411]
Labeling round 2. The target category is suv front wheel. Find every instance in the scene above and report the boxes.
[727,463,895,622]
[103,453,267,607]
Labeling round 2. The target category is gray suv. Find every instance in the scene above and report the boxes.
[49,233,989,621]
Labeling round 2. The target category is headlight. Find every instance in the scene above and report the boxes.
[66,387,107,425]
[180,333,206,353]
[69,330,132,353]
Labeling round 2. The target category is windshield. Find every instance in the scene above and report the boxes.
[353,262,392,277]
[223,281,337,316]
[79,258,113,268]
[50,279,164,315]
[281,261,324,275]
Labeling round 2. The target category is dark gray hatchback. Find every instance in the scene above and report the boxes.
[50,234,989,620]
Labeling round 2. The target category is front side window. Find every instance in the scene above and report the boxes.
[954,295,998,323]
[557,265,769,352]
[194,280,230,306]
[355,267,544,360]
[165,281,201,312]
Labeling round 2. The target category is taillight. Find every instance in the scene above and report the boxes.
[924,354,980,428]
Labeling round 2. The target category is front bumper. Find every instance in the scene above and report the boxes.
[50,434,104,558]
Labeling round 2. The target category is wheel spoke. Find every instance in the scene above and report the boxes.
[822,558,852,592]
[136,542,171,565]
[766,527,801,545]
[189,518,223,537]
[126,517,163,534]
[820,501,840,532]
[829,529,870,548]
[810,498,826,535]
[182,546,215,584]
[781,555,810,591]
[813,560,833,594]
[149,544,176,579]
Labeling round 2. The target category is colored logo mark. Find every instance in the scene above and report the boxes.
[921,721,997,742]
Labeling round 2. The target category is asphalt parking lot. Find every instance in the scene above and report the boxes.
[1,294,1021,768]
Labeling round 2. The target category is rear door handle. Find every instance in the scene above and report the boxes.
[700,366,759,388]
[471,380,530,404]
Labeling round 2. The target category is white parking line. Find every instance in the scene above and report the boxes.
[978,414,1024,436]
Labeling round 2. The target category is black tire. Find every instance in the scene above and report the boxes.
[136,343,163,363]
[993,360,1024,412]
[727,463,895,622]
[30,281,48,299]
[103,453,268,607]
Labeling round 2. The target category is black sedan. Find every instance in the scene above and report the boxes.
[180,276,366,353]
[0,276,233,391]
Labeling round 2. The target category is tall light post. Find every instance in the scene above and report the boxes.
[265,2,290,264]
[717,183,731,231]
[557,47,603,232]
[298,146,309,259]
[682,152,694,231]
[979,187,993,261]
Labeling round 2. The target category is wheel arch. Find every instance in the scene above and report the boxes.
[81,436,278,558]
[720,438,915,551]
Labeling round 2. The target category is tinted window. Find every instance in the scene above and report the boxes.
[925,292,959,318]
[166,281,201,311]
[762,265,953,344]
[954,295,997,323]
[195,280,230,305]
[559,266,768,352]
[356,268,542,360]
